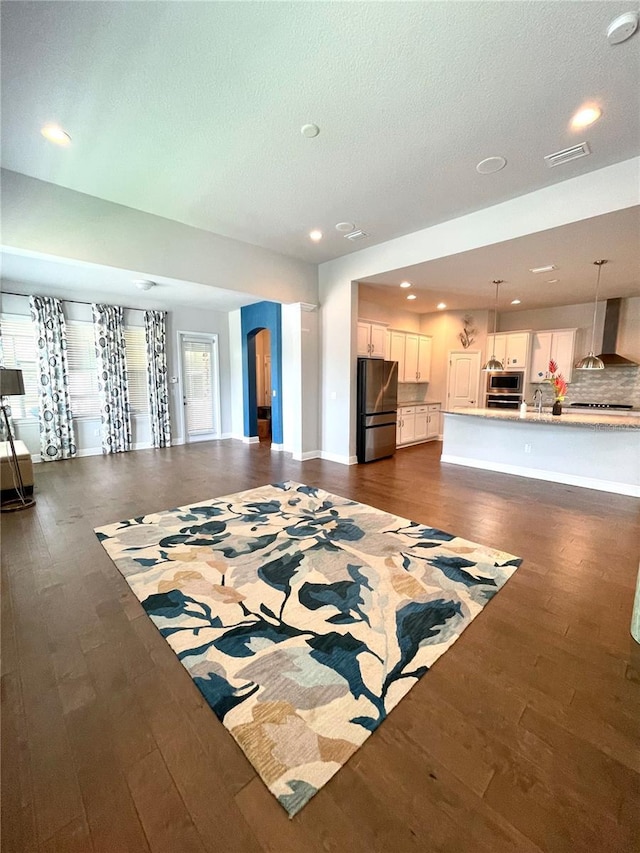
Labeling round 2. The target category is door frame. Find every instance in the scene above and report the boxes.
[176,330,222,443]
[445,349,482,411]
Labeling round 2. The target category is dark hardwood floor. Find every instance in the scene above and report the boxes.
[2,439,639,852]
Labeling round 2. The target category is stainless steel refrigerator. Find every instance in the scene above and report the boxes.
[356,358,398,463]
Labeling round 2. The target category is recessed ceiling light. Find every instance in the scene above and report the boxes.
[476,156,507,175]
[437,303,447,310]
[301,123,320,138]
[41,124,71,146]
[335,221,355,232]
[309,229,323,242]
[400,281,412,289]
[547,279,559,284]
[529,265,557,274]
[571,105,602,130]
[607,11,639,44]
[406,294,417,301]
[511,299,521,305]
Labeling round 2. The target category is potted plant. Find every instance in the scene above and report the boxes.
[547,359,568,415]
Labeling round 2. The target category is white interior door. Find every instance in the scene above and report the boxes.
[179,333,221,441]
[447,350,481,410]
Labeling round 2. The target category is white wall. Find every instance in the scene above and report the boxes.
[357,294,421,333]
[319,158,640,462]
[1,169,319,305]
[420,309,491,409]
[228,310,244,440]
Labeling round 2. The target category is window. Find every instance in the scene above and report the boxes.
[124,327,150,414]
[0,314,40,419]
[66,321,101,417]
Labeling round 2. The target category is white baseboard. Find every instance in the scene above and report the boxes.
[171,436,185,446]
[319,451,358,465]
[440,453,640,498]
[243,436,260,445]
[270,443,284,452]
[294,450,321,461]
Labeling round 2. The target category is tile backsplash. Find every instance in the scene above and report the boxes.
[527,365,640,408]
[398,382,430,403]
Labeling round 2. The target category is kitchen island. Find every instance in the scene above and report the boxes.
[442,407,640,497]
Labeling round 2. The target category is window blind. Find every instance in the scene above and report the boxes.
[0,314,40,419]
[66,321,101,417]
[124,327,150,414]
[183,339,215,434]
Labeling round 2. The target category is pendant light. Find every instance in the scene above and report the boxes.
[482,279,504,372]
[575,260,606,370]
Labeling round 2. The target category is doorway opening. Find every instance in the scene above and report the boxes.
[255,328,272,443]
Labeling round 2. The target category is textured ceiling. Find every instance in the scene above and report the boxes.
[2,1,639,263]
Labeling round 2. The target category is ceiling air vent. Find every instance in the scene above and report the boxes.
[544,142,591,168]
[345,229,369,241]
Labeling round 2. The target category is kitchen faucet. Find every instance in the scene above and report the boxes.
[533,387,543,414]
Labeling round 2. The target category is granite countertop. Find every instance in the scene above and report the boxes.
[398,400,441,406]
[447,407,640,430]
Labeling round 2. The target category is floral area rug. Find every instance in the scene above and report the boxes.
[95,481,522,816]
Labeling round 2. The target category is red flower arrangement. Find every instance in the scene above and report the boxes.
[547,359,568,401]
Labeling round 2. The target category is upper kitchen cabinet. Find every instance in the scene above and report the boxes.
[487,331,531,371]
[389,330,432,382]
[529,329,577,383]
[357,320,387,358]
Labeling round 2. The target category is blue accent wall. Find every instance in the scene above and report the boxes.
[241,301,282,444]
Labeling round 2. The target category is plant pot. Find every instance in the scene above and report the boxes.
[552,400,562,416]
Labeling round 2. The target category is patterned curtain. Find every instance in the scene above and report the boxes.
[144,310,171,448]
[92,304,132,454]
[0,330,16,441]
[29,296,77,461]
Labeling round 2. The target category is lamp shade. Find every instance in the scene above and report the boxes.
[575,352,605,371]
[0,368,25,396]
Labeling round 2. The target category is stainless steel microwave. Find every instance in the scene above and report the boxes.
[487,371,524,393]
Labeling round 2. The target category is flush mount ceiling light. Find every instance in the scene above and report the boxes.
[547,278,559,284]
[309,229,323,242]
[335,222,355,233]
[511,299,521,305]
[41,124,71,146]
[134,279,156,291]
[607,11,639,44]
[301,123,320,138]
[576,260,607,370]
[437,302,447,310]
[529,265,557,274]
[571,105,602,130]
[482,280,505,372]
[476,156,507,175]
[399,281,412,289]
[406,294,417,301]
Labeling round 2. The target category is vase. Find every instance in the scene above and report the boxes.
[552,400,562,416]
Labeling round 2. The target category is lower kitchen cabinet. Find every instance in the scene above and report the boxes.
[397,404,441,447]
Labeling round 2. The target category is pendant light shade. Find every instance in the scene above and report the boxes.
[482,279,505,372]
[575,260,606,371]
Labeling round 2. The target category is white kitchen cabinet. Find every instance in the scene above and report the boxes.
[394,332,432,382]
[487,331,531,371]
[357,321,387,358]
[397,407,416,445]
[397,403,440,446]
[426,404,441,438]
[529,329,577,383]
[414,406,429,441]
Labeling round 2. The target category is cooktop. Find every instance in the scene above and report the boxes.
[569,402,633,410]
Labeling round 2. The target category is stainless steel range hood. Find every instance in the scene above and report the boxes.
[597,298,638,367]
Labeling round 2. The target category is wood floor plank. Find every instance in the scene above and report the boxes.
[126,748,207,853]
[1,439,638,853]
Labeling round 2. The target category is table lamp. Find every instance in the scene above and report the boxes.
[0,368,36,511]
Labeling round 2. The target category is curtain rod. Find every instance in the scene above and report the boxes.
[1,291,161,314]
